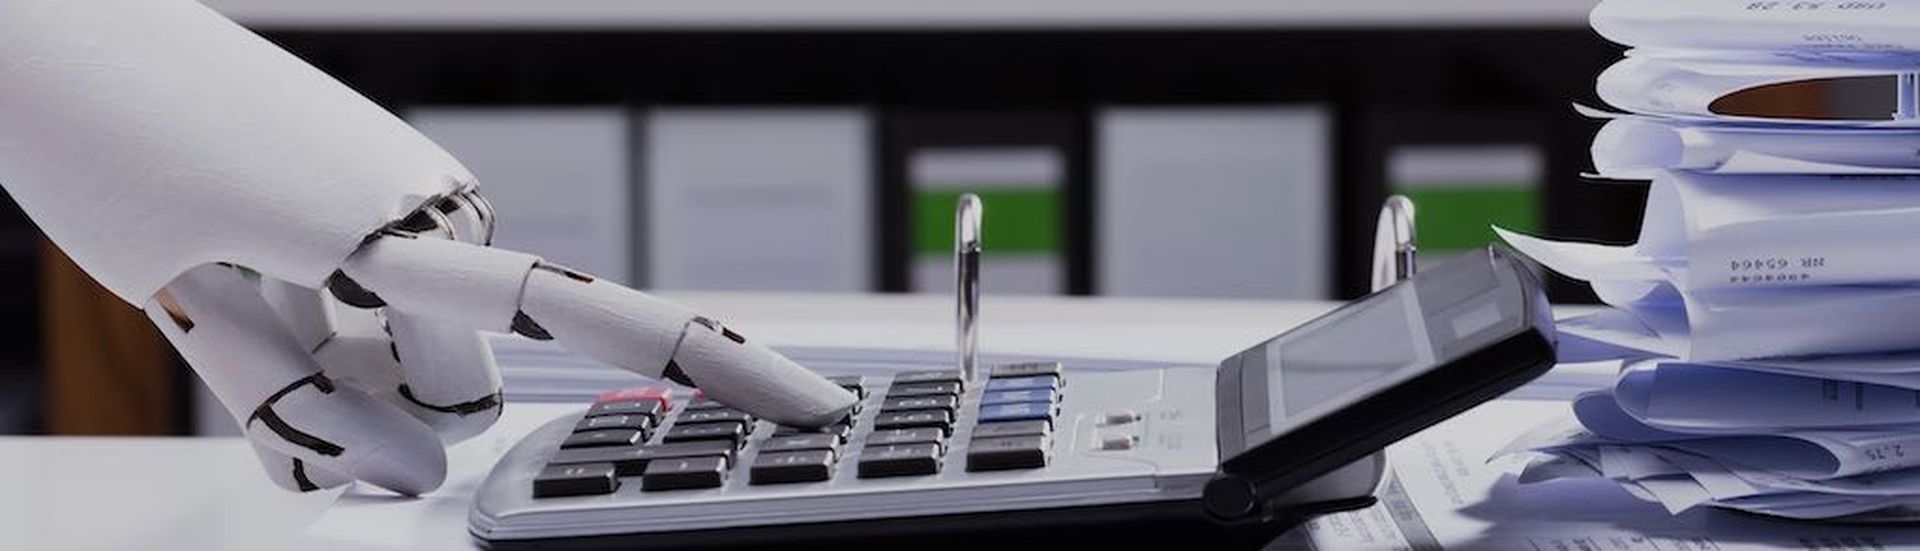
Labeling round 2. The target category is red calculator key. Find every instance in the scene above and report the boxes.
[597,387,675,412]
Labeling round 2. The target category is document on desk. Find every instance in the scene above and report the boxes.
[1498,171,1920,361]
[1273,399,1920,550]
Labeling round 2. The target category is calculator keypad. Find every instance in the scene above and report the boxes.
[531,362,1064,498]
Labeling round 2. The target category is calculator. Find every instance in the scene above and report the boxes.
[469,246,1557,549]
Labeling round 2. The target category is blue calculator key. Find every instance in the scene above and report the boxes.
[985,376,1057,392]
[980,389,1058,407]
[978,403,1055,424]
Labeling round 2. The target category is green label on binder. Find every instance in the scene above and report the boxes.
[913,188,1060,256]
[1399,186,1537,252]
[1389,145,1541,254]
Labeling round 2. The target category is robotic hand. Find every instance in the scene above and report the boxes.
[0,0,856,495]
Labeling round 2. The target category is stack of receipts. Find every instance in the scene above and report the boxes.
[1498,0,1920,520]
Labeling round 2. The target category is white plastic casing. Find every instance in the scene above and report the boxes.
[0,0,463,304]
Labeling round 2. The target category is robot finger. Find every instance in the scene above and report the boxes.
[386,311,503,444]
[520,267,857,427]
[338,235,856,427]
[248,438,351,493]
[146,264,448,495]
[257,275,339,353]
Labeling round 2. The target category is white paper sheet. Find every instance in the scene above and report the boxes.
[1555,390,1920,480]
[1612,360,1920,432]
[1591,117,1920,178]
[1287,400,1920,550]
[1591,0,1920,54]
[1522,434,1920,519]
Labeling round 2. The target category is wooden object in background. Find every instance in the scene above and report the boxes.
[41,239,177,435]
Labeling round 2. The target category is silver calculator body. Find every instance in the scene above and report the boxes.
[474,362,1236,545]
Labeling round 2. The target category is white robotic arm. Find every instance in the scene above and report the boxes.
[0,0,856,495]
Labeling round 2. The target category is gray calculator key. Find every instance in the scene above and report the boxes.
[971,420,1050,439]
[662,421,746,445]
[760,434,842,454]
[573,414,654,433]
[774,422,852,442]
[867,428,945,449]
[550,440,736,476]
[683,397,728,411]
[533,463,617,498]
[586,399,664,419]
[561,428,644,449]
[857,443,943,478]
[881,395,958,413]
[887,382,961,398]
[990,362,1064,382]
[873,410,954,435]
[892,370,965,389]
[750,450,836,485]
[678,409,755,427]
[827,376,869,399]
[641,456,728,491]
[967,435,1050,471]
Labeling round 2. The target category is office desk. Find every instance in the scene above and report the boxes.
[0,292,1585,550]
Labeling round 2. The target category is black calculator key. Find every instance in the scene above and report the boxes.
[683,397,728,411]
[678,409,755,427]
[533,463,618,498]
[827,376,869,399]
[873,410,954,434]
[887,382,962,398]
[761,434,842,454]
[881,395,958,413]
[641,456,728,491]
[774,422,853,442]
[750,450,837,485]
[971,420,1050,439]
[551,440,736,476]
[574,414,654,433]
[587,399,664,419]
[562,428,644,449]
[662,421,747,445]
[990,362,1064,382]
[893,370,965,389]
[867,428,945,449]
[967,435,1050,472]
[857,443,944,478]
